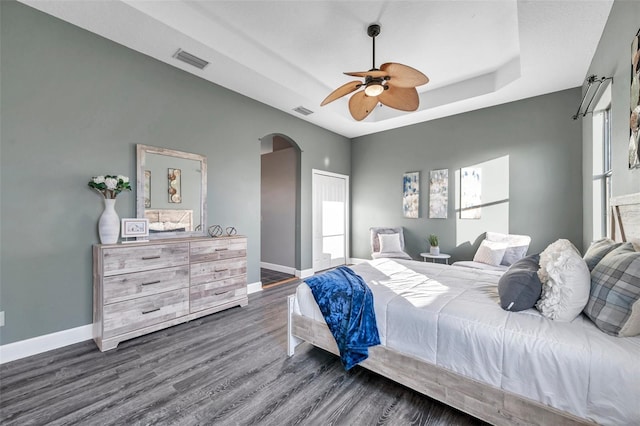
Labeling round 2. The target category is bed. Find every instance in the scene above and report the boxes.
[145,208,193,232]
[287,193,640,425]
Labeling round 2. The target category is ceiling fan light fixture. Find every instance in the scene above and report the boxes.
[364,83,384,97]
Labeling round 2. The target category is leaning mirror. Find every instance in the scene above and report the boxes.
[136,144,207,239]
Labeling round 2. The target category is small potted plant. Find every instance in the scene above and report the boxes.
[428,234,440,256]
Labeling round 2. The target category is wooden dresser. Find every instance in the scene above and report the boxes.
[93,236,248,351]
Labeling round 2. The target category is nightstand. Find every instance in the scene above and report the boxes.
[420,253,451,264]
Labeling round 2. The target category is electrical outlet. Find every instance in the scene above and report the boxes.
[0,311,4,327]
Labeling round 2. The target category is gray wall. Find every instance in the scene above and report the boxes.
[582,0,640,249]
[351,89,583,261]
[0,1,350,345]
[261,147,296,268]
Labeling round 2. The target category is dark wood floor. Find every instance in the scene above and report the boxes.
[0,280,486,426]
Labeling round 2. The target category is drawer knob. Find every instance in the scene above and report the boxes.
[215,268,229,273]
[215,248,228,252]
[141,280,161,286]
[142,308,161,315]
[142,255,161,260]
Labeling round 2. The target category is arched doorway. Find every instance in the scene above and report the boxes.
[259,133,302,287]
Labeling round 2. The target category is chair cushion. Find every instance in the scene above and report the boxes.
[370,227,406,253]
[379,233,402,254]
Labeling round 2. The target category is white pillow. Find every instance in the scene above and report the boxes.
[536,239,590,321]
[379,233,402,254]
[473,240,508,266]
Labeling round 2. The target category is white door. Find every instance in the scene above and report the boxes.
[312,170,349,272]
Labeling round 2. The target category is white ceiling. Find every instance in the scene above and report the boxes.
[20,0,613,138]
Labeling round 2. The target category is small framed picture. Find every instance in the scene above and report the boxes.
[121,218,149,242]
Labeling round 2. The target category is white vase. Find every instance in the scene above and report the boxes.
[430,246,440,256]
[99,198,120,244]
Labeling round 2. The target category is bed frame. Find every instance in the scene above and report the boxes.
[287,193,640,426]
[145,208,193,231]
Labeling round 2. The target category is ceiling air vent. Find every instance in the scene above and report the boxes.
[173,49,209,70]
[293,106,314,116]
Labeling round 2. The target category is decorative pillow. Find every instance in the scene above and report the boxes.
[584,243,640,337]
[498,254,542,311]
[486,231,531,266]
[536,239,591,321]
[473,240,508,266]
[583,238,622,271]
[379,233,402,254]
[370,227,405,253]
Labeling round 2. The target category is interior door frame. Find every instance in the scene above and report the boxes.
[311,169,350,272]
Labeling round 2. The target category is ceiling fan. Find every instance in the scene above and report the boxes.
[320,24,429,121]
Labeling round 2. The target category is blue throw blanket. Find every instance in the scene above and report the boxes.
[304,266,380,370]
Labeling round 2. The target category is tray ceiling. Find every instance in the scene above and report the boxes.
[20,1,614,138]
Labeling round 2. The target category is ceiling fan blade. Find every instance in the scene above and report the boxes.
[380,63,429,88]
[320,81,362,106]
[344,70,388,78]
[378,86,419,111]
[348,91,379,121]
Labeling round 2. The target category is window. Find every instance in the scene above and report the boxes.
[592,99,612,240]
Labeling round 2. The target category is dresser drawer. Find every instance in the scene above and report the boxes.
[103,289,189,339]
[190,277,247,313]
[190,258,247,286]
[102,243,189,276]
[190,238,247,263]
[103,266,189,304]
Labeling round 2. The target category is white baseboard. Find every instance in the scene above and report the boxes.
[0,324,93,364]
[296,268,314,279]
[260,262,296,275]
[247,281,263,294]
[349,258,369,264]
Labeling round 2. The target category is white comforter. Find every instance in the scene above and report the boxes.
[294,258,640,425]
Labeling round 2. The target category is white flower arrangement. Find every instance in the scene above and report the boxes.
[88,175,131,199]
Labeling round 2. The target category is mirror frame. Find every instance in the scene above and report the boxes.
[136,144,207,239]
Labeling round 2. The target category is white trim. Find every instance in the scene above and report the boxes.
[296,268,314,279]
[260,262,296,275]
[247,281,263,294]
[349,257,369,265]
[0,324,93,364]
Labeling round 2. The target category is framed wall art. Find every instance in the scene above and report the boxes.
[460,167,482,219]
[630,28,640,169]
[121,218,149,243]
[429,169,448,219]
[168,168,182,203]
[144,170,151,208]
[402,171,420,218]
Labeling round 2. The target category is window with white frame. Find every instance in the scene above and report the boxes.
[592,84,612,240]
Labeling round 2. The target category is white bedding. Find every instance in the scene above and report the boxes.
[294,258,640,425]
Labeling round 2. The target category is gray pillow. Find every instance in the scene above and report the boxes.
[498,254,542,311]
[584,243,640,337]
[583,238,622,271]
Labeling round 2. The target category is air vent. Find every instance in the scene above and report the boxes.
[293,106,314,116]
[173,49,209,70]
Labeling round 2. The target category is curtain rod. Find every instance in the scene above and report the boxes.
[572,75,613,120]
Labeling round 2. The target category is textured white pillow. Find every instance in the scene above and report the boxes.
[536,239,590,321]
[473,240,508,266]
[379,233,402,254]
